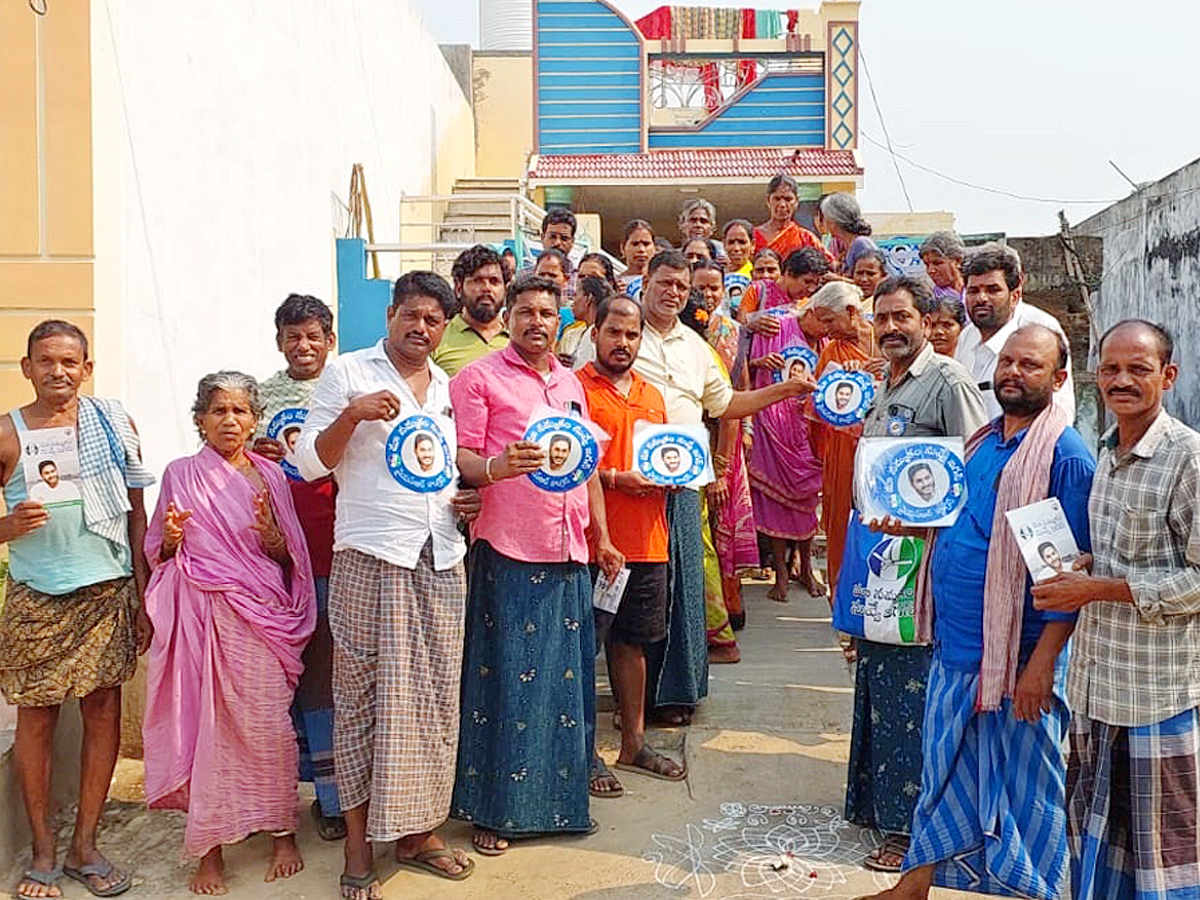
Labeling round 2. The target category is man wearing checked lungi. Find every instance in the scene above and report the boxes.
[296,271,483,899]
[1035,319,1200,900]
[860,323,1095,900]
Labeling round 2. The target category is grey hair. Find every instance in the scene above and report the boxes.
[808,280,864,314]
[817,192,872,236]
[191,370,264,436]
[919,230,967,262]
[678,198,716,225]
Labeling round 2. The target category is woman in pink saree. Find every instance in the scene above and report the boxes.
[144,372,315,896]
[692,261,758,635]
[745,275,826,603]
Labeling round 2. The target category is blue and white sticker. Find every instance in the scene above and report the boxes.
[266,407,308,480]
[814,370,875,426]
[624,275,643,300]
[636,430,708,487]
[385,415,453,493]
[871,441,967,524]
[523,415,599,492]
[773,345,819,383]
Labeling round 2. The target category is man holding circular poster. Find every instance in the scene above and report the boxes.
[633,250,819,709]
[295,273,482,892]
[252,293,345,840]
[840,275,987,873]
[578,295,687,784]
[449,274,624,856]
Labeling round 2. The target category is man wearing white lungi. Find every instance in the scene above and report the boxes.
[297,271,482,898]
[859,325,1094,900]
[1035,320,1200,900]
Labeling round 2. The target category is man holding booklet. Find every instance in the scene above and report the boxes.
[860,323,1094,900]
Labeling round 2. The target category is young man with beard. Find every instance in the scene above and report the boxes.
[954,243,1075,421]
[431,244,509,376]
[860,324,1094,900]
[252,293,345,841]
[846,275,988,872]
[577,295,686,783]
[1033,320,1200,900]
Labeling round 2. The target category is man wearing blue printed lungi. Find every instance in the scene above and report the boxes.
[861,324,1094,900]
[1035,320,1200,900]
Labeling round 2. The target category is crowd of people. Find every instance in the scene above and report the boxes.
[0,176,1194,900]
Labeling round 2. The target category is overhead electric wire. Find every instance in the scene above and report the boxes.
[857,44,913,212]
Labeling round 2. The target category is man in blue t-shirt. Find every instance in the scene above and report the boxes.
[860,323,1094,900]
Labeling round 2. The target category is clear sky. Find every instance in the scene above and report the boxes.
[414,0,1200,236]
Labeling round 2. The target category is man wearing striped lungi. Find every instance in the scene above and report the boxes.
[1034,320,1200,900]
[861,324,1094,900]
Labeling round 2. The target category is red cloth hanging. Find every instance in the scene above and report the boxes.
[635,6,672,39]
[786,9,799,33]
[737,7,757,88]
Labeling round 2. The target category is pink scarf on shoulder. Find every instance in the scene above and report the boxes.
[968,402,1070,711]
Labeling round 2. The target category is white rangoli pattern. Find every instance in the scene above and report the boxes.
[646,803,898,898]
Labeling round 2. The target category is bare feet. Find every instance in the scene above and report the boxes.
[767,580,788,602]
[265,834,304,882]
[802,568,827,597]
[471,828,509,856]
[852,866,934,900]
[395,833,470,876]
[190,847,227,896]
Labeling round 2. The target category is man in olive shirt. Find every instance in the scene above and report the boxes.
[430,245,509,376]
[846,274,987,872]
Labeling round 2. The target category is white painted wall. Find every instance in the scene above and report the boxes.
[91,0,474,477]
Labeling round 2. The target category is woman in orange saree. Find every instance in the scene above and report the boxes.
[752,174,835,268]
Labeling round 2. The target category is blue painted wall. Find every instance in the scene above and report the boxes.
[336,238,392,353]
[536,0,643,154]
[648,73,825,150]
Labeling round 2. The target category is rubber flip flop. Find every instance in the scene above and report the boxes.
[615,744,687,782]
[590,758,625,798]
[339,870,383,900]
[471,831,509,857]
[15,868,61,900]
[394,849,475,881]
[62,860,132,897]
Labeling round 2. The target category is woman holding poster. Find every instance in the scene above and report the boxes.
[744,269,825,602]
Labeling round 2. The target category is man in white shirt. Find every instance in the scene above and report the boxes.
[955,243,1075,421]
[296,271,481,895]
[27,460,81,505]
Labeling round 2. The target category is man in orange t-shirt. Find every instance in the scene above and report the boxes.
[577,296,686,782]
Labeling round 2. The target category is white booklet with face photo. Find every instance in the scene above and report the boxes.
[1005,497,1082,582]
[21,425,83,507]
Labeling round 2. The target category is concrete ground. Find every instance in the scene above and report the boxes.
[6,582,974,900]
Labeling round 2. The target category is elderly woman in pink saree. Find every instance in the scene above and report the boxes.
[745,279,826,603]
[144,371,316,896]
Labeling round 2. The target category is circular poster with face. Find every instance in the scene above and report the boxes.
[773,345,819,384]
[636,430,708,487]
[523,415,599,492]
[871,441,967,524]
[724,272,751,308]
[266,407,308,480]
[385,415,453,493]
[814,370,875,426]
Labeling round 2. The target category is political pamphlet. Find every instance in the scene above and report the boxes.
[1005,497,1082,582]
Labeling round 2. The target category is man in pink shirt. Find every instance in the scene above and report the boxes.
[449,275,623,857]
